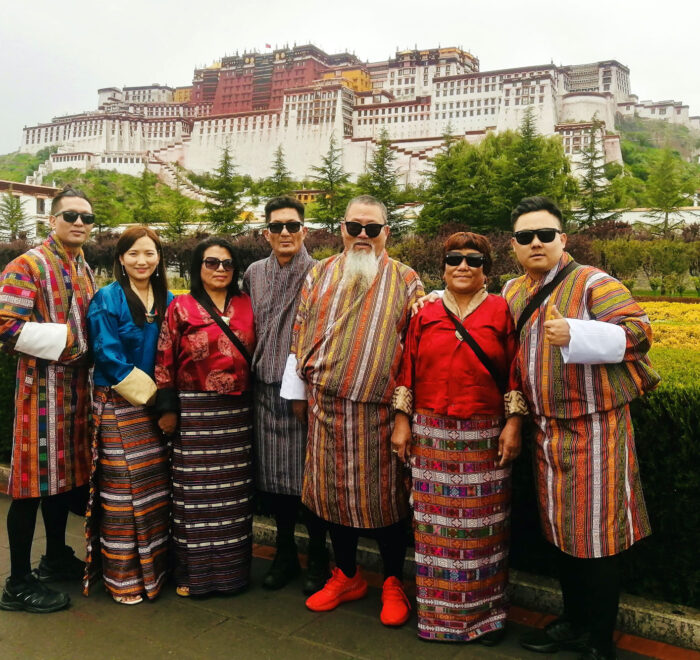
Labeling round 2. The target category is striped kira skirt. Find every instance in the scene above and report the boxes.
[172,391,254,595]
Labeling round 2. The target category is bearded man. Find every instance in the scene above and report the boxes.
[281,195,424,626]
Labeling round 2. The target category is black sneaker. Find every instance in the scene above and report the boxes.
[478,626,506,646]
[520,617,589,653]
[34,546,86,582]
[0,575,70,613]
[578,644,617,660]
[303,546,330,596]
[262,545,301,590]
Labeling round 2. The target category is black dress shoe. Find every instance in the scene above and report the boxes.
[578,644,617,660]
[303,547,330,595]
[34,546,86,582]
[262,546,301,590]
[0,575,70,613]
[478,627,506,646]
[520,617,589,653]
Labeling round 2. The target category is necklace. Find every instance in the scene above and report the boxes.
[130,281,155,323]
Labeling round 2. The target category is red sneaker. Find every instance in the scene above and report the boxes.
[380,576,411,626]
[305,567,368,612]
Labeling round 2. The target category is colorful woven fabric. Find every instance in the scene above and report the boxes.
[302,386,409,529]
[84,388,170,599]
[532,406,650,558]
[502,253,653,558]
[0,235,95,498]
[172,392,254,595]
[291,251,424,405]
[411,413,510,642]
[253,381,306,496]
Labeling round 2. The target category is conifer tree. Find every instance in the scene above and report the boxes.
[268,145,293,197]
[0,192,29,241]
[310,135,351,231]
[574,118,620,227]
[356,129,402,229]
[205,147,246,234]
[133,169,158,224]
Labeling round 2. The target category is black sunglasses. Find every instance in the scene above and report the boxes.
[343,221,385,238]
[513,228,561,245]
[202,257,234,271]
[54,210,96,225]
[444,252,485,268]
[268,221,302,234]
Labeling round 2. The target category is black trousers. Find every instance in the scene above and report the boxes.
[261,492,327,553]
[327,519,408,581]
[6,485,88,581]
[557,547,621,654]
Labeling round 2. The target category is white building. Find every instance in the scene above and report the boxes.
[0,180,59,241]
[16,47,694,188]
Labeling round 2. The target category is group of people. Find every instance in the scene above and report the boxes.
[0,186,658,660]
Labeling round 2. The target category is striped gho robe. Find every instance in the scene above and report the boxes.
[0,234,95,499]
[243,246,315,496]
[502,252,659,558]
[291,251,424,528]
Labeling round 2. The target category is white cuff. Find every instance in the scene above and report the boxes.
[280,353,307,400]
[15,322,68,361]
[560,319,626,365]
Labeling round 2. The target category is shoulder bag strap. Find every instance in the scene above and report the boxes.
[442,300,506,395]
[192,291,253,367]
[515,261,578,338]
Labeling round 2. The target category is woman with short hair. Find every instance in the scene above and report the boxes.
[155,237,256,597]
[391,231,527,644]
[85,226,172,605]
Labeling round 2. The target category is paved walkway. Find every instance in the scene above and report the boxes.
[0,495,691,660]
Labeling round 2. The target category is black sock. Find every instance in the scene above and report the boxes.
[328,522,359,578]
[265,492,300,548]
[303,506,328,555]
[40,491,71,559]
[374,521,408,581]
[7,497,41,581]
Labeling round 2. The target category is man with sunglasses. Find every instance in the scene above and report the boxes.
[281,195,424,627]
[242,196,329,595]
[0,185,96,613]
[503,196,659,660]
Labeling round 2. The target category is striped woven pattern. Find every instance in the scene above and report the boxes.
[292,252,424,405]
[173,391,254,595]
[84,388,170,599]
[411,413,510,642]
[302,386,409,529]
[253,381,306,496]
[0,235,94,498]
[533,406,650,558]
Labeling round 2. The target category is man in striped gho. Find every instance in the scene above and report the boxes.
[0,186,96,614]
[243,196,328,595]
[503,196,659,660]
[281,195,424,627]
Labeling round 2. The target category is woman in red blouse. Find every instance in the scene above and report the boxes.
[155,237,255,598]
[391,232,527,645]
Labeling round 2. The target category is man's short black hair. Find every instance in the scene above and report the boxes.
[51,185,92,215]
[510,196,563,230]
[264,196,305,223]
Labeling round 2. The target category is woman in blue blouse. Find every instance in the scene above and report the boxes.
[84,226,173,605]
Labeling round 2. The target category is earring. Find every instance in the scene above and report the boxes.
[154,269,159,278]
[121,264,126,277]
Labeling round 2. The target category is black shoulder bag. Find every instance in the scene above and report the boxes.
[192,291,253,367]
[514,261,579,338]
[442,300,506,395]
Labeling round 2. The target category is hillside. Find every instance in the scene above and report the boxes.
[616,115,700,163]
[0,147,56,183]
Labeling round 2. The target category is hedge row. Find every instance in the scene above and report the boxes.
[0,351,697,607]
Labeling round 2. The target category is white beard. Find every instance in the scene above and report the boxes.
[341,250,379,292]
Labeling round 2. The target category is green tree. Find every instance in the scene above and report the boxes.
[132,169,159,224]
[356,129,403,230]
[0,193,29,241]
[574,119,621,227]
[205,147,246,234]
[309,135,352,231]
[267,145,293,197]
[644,148,699,238]
[161,181,195,242]
[492,107,577,226]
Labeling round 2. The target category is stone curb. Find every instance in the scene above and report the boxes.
[253,518,700,652]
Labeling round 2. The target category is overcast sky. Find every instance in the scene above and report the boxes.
[1,0,698,155]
